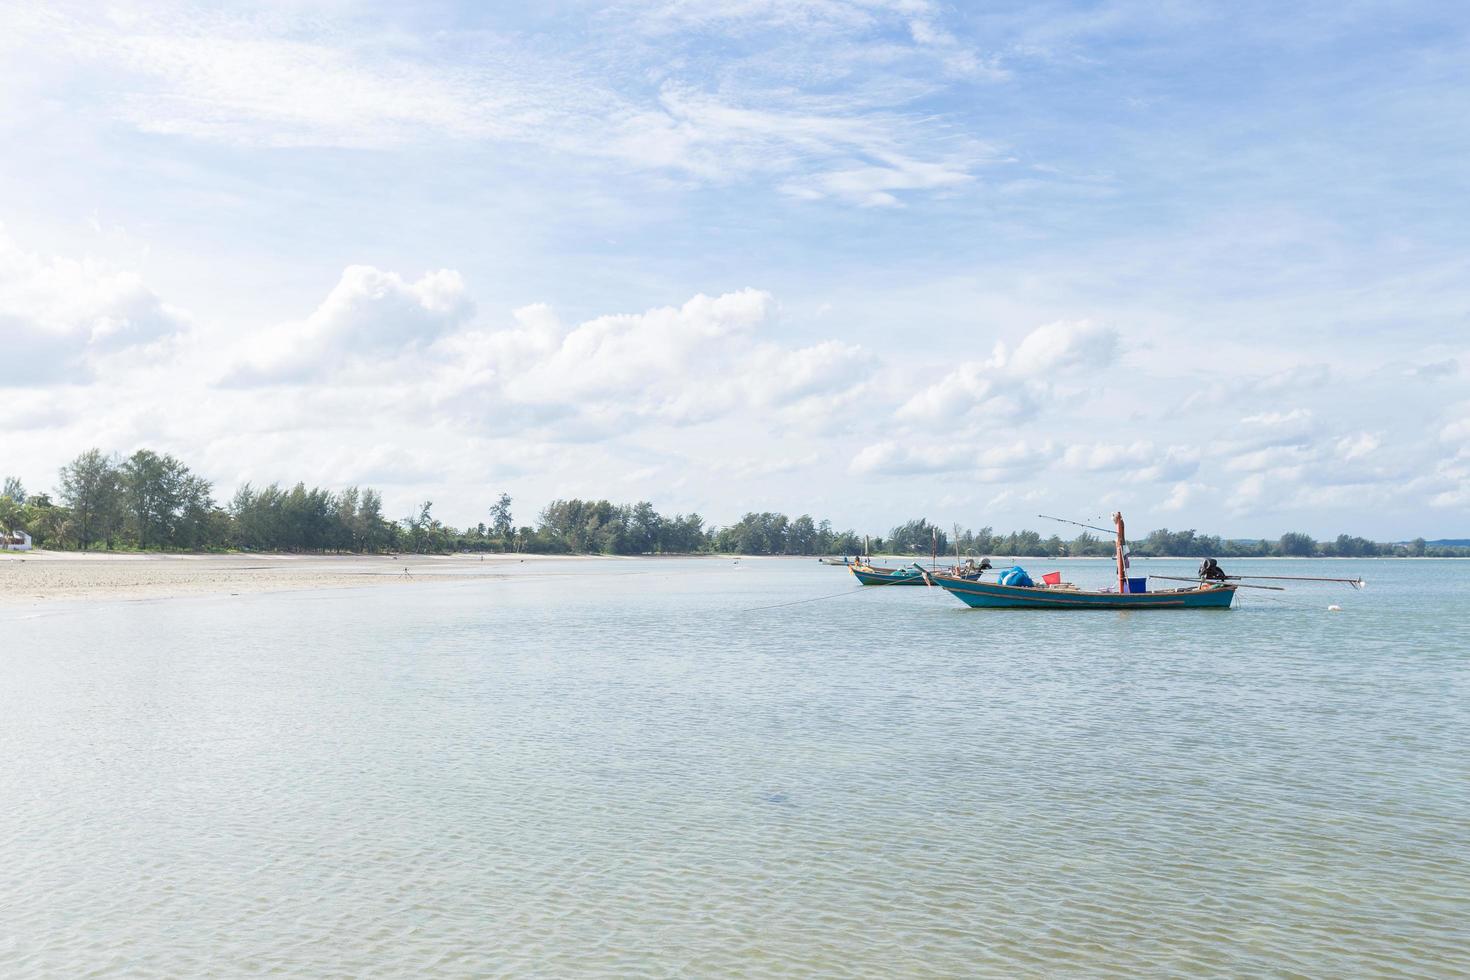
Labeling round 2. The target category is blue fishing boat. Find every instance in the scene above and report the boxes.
[927,573,1236,609]
[849,562,929,586]
[927,511,1237,610]
[850,558,989,587]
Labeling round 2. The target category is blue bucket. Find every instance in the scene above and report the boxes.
[1125,577,1148,594]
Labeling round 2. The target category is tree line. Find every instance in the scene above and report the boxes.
[2,448,1464,558]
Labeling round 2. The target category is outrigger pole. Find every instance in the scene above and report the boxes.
[1217,573,1364,589]
[1038,512,1131,593]
[1150,574,1284,591]
[1038,514,1114,535]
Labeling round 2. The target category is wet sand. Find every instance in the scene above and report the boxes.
[0,551,577,604]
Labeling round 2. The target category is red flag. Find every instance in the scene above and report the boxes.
[1042,571,1062,585]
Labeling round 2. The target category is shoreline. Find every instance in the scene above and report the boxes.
[0,551,753,605]
[0,552,570,605]
[0,549,1436,605]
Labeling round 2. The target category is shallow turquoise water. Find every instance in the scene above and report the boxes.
[2,558,1466,976]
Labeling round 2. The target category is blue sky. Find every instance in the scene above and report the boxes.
[2,0,1467,538]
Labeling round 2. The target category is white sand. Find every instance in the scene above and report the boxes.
[0,551,576,604]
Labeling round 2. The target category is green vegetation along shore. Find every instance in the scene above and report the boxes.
[3,449,1465,559]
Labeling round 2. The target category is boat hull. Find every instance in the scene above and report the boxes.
[850,565,927,586]
[933,575,1236,609]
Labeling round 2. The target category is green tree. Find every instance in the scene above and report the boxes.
[121,450,190,549]
[888,518,947,555]
[490,493,514,543]
[788,515,817,555]
[629,501,662,554]
[1276,532,1317,557]
[58,449,123,550]
[0,497,21,539]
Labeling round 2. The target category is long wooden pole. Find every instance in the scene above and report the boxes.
[1150,574,1285,591]
[1223,574,1365,587]
[1113,511,1127,593]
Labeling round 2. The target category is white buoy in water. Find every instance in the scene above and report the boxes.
[1328,604,1342,612]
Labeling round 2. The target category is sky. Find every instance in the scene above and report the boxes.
[2,0,1468,539]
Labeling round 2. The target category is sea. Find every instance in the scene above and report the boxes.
[2,557,1466,976]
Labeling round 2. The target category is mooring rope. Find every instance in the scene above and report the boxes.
[742,569,946,612]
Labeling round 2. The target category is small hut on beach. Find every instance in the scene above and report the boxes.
[2,529,32,551]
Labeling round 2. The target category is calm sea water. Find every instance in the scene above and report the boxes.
[2,558,1466,977]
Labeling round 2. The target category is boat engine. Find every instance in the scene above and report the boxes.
[1199,557,1228,581]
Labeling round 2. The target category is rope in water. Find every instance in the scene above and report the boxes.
[742,570,941,611]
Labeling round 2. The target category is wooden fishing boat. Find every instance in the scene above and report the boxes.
[927,511,1239,609]
[849,562,929,586]
[927,572,1236,609]
[850,558,989,586]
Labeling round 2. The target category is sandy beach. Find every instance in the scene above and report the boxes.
[0,551,577,604]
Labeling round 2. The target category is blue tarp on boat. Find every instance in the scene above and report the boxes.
[998,566,1034,587]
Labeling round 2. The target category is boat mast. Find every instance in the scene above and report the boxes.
[1112,511,1127,593]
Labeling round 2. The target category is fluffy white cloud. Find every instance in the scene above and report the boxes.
[1439,417,1470,446]
[1060,440,1154,472]
[1334,432,1380,461]
[896,363,1037,424]
[3,226,1466,539]
[1242,408,1312,426]
[745,340,872,407]
[1160,480,1207,512]
[292,281,875,437]
[1005,318,1117,376]
[224,266,473,384]
[850,438,1055,477]
[0,227,190,384]
[895,318,1117,425]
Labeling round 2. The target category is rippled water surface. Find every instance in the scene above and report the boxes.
[3,558,1467,976]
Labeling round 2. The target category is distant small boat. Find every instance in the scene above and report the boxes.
[850,558,989,586]
[817,556,854,566]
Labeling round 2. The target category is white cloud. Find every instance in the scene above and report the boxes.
[1135,446,1201,483]
[224,266,473,384]
[1242,408,1312,426]
[850,438,1054,477]
[0,226,189,384]
[1160,480,1206,512]
[1440,418,1470,445]
[500,289,770,408]
[745,340,871,406]
[895,318,1118,426]
[896,363,1037,424]
[1334,432,1380,461]
[1060,440,1154,472]
[1006,318,1117,376]
[1225,444,1309,473]
[20,3,996,207]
